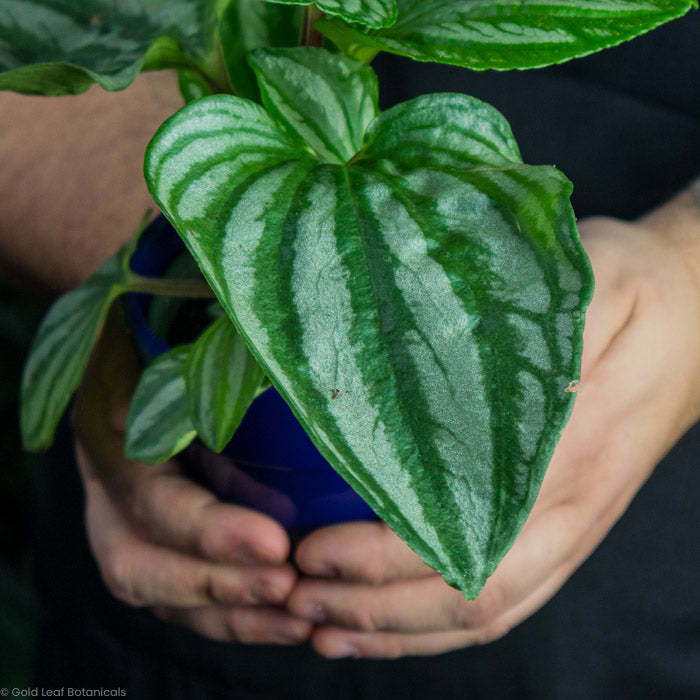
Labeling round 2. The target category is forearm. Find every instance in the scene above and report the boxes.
[0,71,182,295]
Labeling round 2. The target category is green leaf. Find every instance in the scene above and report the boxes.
[184,316,266,452]
[266,0,397,30]
[20,250,130,451]
[248,47,379,163]
[125,347,196,464]
[0,0,220,95]
[318,0,697,69]
[178,69,216,104]
[219,0,303,102]
[144,65,593,597]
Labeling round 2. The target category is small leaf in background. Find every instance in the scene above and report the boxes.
[219,0,303,102]
[249,47,378,163]
[318,0,697,69]
[20,251,129,451]
[184,316,266,452]
[178,69,216,103]
[145,48,593,597]
[125,347,196,464]
[0,0,221,95]
[266,0,397,30]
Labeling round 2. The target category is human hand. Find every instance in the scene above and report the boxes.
[72,308,312,645]
[287,212,700,658]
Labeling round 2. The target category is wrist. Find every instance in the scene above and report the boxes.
[637,175,700,294]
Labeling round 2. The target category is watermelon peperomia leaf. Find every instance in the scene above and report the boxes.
[184,315,266,452]
[248,47,379,163]
[318,0,697,69]
[264,0,397,30]
[144,47,594,597]
[0,0,222,95]
[125,346,197,464]
[20,242,135,451]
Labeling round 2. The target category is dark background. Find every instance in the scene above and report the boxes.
[0,284,41,686]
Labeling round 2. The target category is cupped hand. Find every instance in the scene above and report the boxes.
[287,214,700,658]
[72,308,312,645]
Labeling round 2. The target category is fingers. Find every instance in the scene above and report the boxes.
[76,431,310,647]
[287,457,638,657]
[310,628,484,660]
[70,310,310,645]
[293,526,580,658]
[288,488,599,640]
[294,520,435,582]
[76,441,291,566]
[298,505,620,659]
[82,457,298,609]
[101,539,297,609]
[153,605,312,645]
[289,575,466,633]
[287,561,566,638]
[122,460,291,565]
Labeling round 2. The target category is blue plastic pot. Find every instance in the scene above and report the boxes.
[122,216,376,533]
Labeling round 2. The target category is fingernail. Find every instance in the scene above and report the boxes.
[297,601,327,624]
[251,580,286,605]
[326,642,360,659]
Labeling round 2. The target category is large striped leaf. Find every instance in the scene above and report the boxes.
[318,0,697,69]
[125,347,197,464]
[184,316,266,452]
[20,246,132,450]
[0,0,220,95]
[144,51,593,597]
[266,0,397,30]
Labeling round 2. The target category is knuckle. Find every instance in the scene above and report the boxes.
[189,565,222,605]
[202,570,244,606]
[100,550,144,607]
[223,611,246,642]
[351,596,383,632]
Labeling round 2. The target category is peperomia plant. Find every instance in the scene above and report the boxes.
[5,0,695,598]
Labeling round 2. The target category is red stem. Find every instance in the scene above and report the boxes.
[301,6,325,47]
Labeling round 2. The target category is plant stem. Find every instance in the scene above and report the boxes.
[125,274,217,299]
[301,5,325,48]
